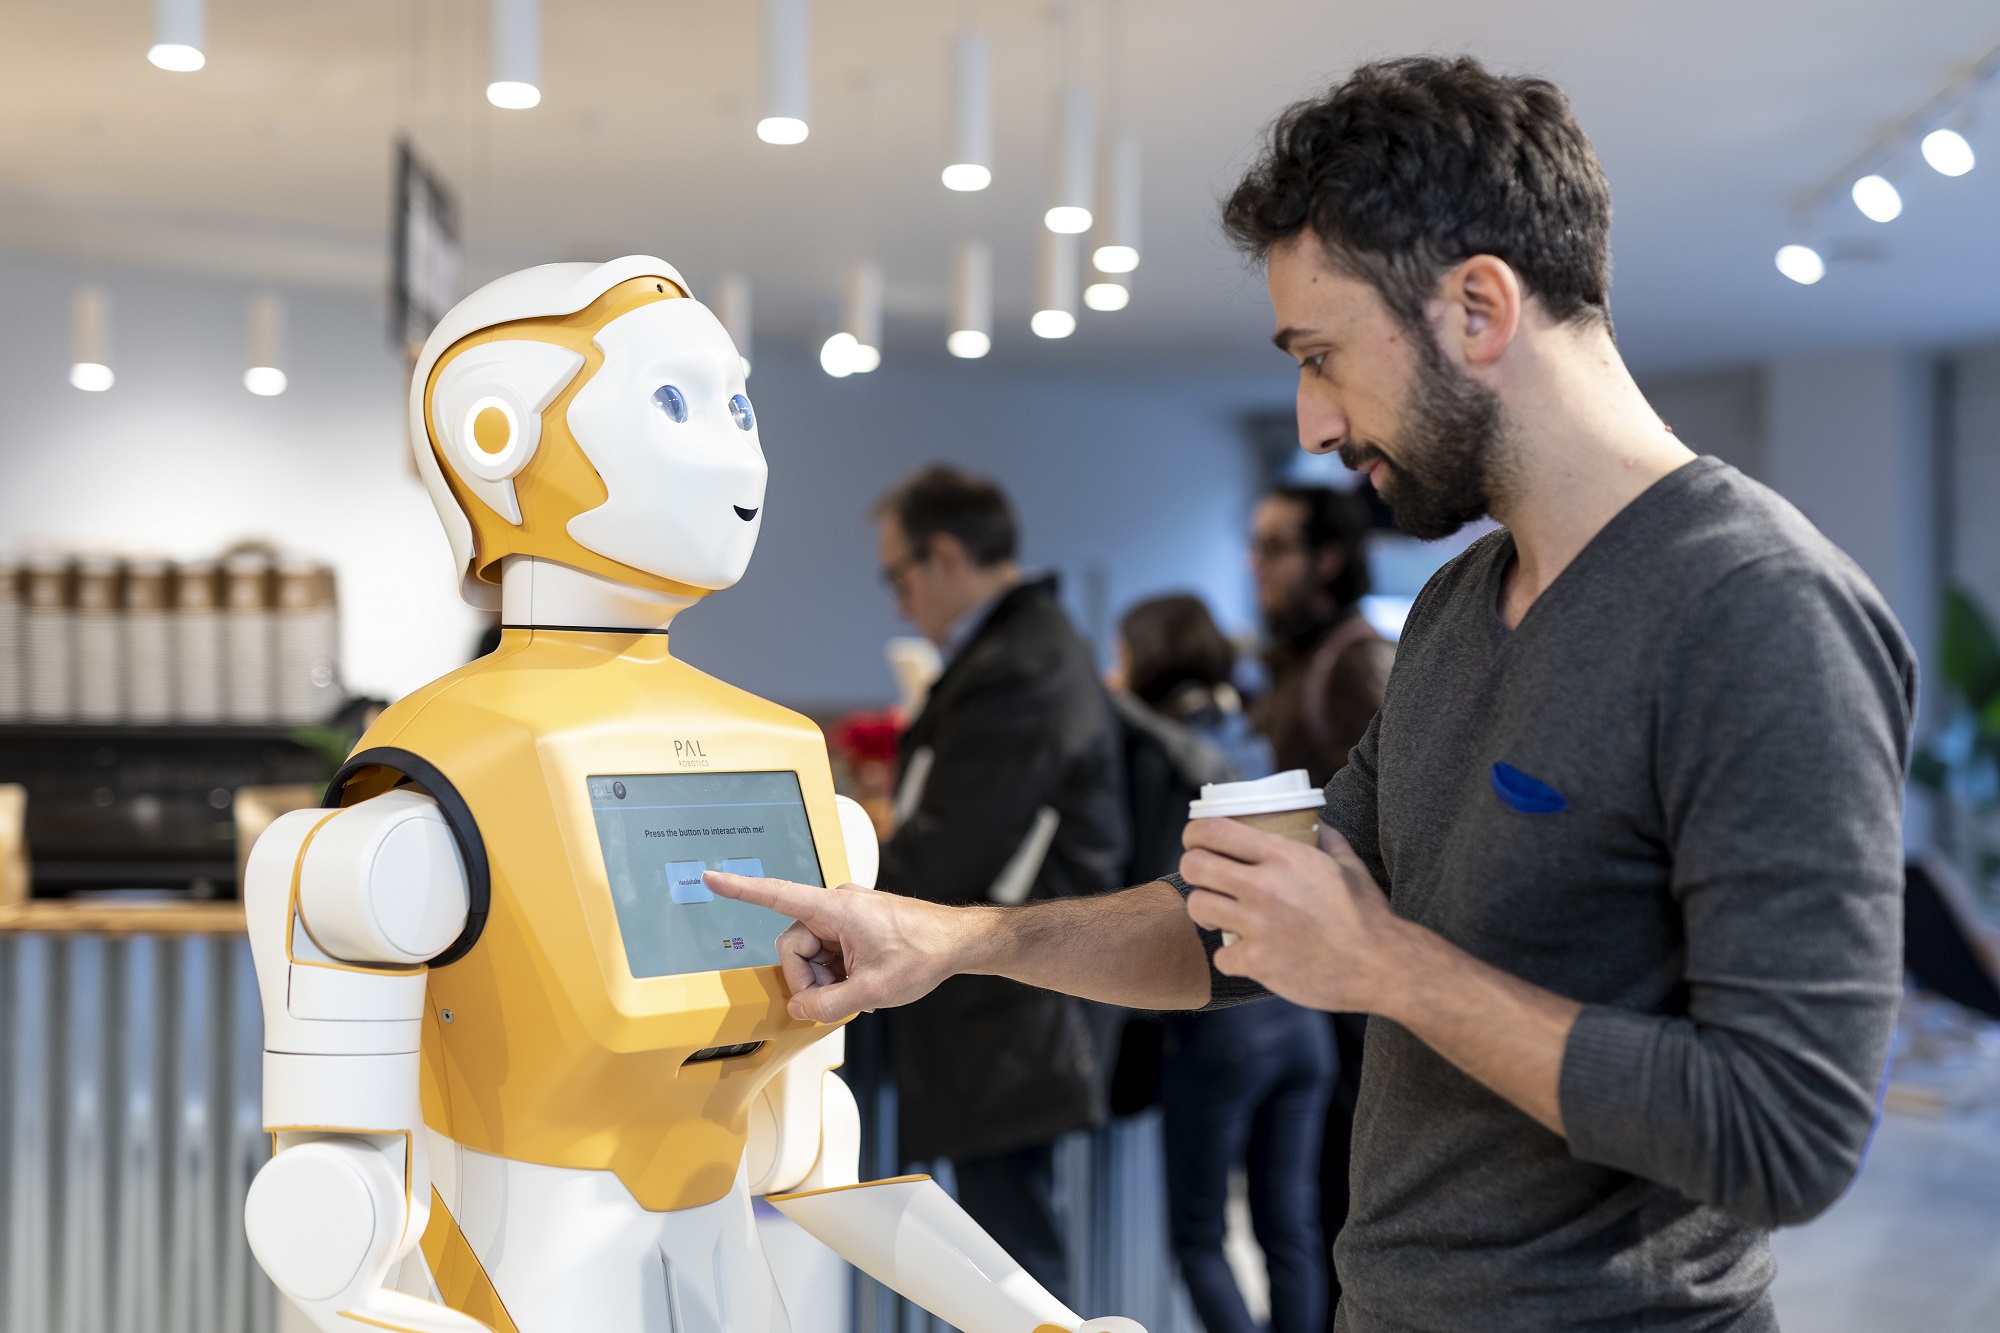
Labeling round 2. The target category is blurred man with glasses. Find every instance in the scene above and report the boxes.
[864,464,1127,1306]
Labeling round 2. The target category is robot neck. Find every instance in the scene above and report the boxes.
[499,556,698,633]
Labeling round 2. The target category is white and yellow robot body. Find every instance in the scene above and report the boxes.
[239,257,1150,1333]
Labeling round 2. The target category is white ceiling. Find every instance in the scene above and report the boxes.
[2,0,1997,376]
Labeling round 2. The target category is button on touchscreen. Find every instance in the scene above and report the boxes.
[586,770,823,979]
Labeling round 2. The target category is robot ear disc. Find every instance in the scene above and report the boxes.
[430,340,587,526]
[458,395,531,482]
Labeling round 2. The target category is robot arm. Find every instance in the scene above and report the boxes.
[770,1179,1139,1333]
[242,792,489,1333]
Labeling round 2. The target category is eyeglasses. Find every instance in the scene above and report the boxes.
[880,547,927,594]
[1250,535,1307,562]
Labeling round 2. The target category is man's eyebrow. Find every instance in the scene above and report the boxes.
[1272,326,1315,354]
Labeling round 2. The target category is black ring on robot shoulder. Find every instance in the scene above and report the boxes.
[323,746,491,969]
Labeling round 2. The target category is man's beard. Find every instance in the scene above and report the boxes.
[1339,337,1507,541]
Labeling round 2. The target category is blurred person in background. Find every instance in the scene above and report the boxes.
[869,464,1128,1304]
[1250,485,1394,789]
[1249,485,1391,1321]
[1114,593,1334,1333]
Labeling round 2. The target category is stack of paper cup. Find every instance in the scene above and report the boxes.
[1186,769,1326,945]
[223,551,275,723]
[275,558,340,723]
[124,557,175,724]
[173,559,225,723]
[74,555,125,722]
[23,554,74,722]
[0,559,20,722]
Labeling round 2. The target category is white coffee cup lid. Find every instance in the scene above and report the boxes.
[1188,768,1324,819]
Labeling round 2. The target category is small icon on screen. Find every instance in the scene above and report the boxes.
[668,861,713,903]
[612,781,627,800]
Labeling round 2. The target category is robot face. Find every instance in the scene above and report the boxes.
[565,300,767,591]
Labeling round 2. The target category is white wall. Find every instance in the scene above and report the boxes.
[0,256,1290,709]
[671,348,1281,706]
[1765,352,1938,688]
[1950,344,2000,628]
[1640,367,1766,482]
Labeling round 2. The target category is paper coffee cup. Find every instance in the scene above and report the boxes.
[1187,769,1323,944]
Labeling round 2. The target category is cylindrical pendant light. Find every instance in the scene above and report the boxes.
[717,273,753,377]
[487,0,541,109]
[1032,231,1079,339]
[1045,87,1096,233]
[948,242,993,358]
[758,0,810,145]
[244,293,287,396]
[1092,135,1141,273]
[943,32,993,192]
[148,0,205,72]
[70,288,114,393]
[844,262,883,372]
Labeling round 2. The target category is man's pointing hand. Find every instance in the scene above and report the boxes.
[704,870,981,1024]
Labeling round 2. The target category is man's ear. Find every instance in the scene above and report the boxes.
[1435,254,1521,370]
[925,531,969,575]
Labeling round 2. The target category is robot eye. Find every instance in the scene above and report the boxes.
[729,394,755,432]
[652,384,688,423]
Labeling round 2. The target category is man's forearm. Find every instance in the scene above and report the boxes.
[957,880,1212,1010]
[1376,919,1580,1135]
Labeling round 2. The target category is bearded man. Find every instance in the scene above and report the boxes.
[712,56,1913,1332]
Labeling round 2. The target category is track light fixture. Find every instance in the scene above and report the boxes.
[944,31,993,191]
[759,0,810,145]
[1032,231,1079,338]
[487,0,541,109]
[949,243,993,358]
[148,0,204,71]
[70,288,114,392]
[244,293,287,396]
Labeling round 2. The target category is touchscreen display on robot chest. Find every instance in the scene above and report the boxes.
[586,770,823,979]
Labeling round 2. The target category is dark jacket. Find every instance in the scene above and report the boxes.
[882,575,1128,1161]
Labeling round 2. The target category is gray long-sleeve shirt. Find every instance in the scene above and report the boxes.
[1176,458,1914,1331]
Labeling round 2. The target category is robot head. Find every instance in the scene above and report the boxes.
[409,256,767,609]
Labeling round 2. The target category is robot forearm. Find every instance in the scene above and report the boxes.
[769,1177,1143,1333]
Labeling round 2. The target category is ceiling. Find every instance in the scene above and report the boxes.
[1,0,1997,376]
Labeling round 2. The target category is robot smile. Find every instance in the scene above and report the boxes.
[734,506,759,521]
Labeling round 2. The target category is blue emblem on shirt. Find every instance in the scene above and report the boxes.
[1491,762,1567,814]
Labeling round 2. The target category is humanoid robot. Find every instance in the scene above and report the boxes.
[240,257,1145,1333]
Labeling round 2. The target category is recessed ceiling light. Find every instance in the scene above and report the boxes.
[947,330,991,359]
[757,117,808,145]
[1774,244,1825,285]
[147,43,203,72]
[1084,282,1130,311]
[943,164,992,192]
[1850,174,1902,223]
[1921,128,1975,177]
[70,363,115,392]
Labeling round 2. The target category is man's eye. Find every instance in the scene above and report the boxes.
[652,384,688,422]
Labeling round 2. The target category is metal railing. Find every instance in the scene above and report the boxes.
[0,932,274,1333]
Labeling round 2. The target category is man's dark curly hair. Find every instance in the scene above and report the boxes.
[1222,56,1613,336]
